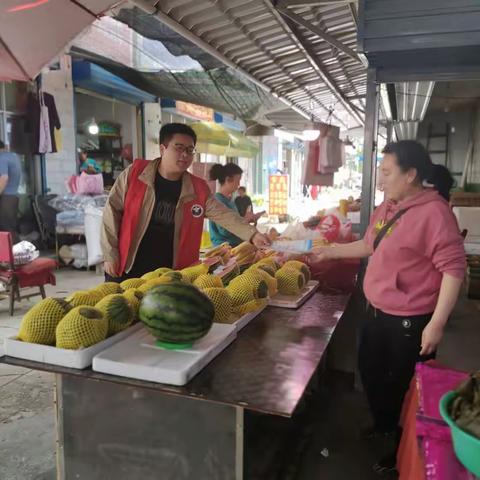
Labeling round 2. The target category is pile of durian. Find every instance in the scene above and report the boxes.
[17,256,311,349]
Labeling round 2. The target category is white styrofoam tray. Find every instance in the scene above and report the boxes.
[3,323,142,369]
[93,323,237,386]
[269,280,319,309]
[228,302,267,331]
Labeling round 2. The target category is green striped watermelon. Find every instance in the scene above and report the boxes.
[139,283,214,346]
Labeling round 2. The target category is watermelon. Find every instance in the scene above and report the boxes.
[139,283,214,346]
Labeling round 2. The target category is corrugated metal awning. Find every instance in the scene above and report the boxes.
[115,0,367,130]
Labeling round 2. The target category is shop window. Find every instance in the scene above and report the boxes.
[5,81,28,113]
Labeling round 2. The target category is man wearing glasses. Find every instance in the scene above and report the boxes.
[101,123,270,280]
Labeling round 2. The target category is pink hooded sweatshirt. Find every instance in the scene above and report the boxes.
[363,189,465,316]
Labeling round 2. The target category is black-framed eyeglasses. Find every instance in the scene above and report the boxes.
[170,143,197,156]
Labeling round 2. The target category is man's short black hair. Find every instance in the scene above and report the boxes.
[159,123,197,146]
[238,186,246,192]
[0,140,5,149]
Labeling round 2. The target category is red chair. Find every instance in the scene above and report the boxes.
[0,232,57,315]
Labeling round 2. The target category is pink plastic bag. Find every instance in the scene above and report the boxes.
[76,172,104,195]
[66,175,78,194]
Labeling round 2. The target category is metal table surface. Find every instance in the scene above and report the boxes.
[1,292,349,418]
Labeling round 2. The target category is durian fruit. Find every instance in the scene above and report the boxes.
[141,271,160,281]
[56,307,108,349]
[245,268,278,297]
[180,263,209,283]
[193,274,223,290]
[18,297,71,345]
[95,294,133,335]
[138,275,176,293]
[93,282,123,298]
[226,275,268,308]
[202,288,233,323]
[282,260,311,283]
[66,290,103,307]
[235,298,268,316]
[154,267,172,275]
[252,263,276,278]
[120,278,146,291]
[161,271,184,282]
[256,257,280,272]
[122,289,144,321]
[276,267,306,295]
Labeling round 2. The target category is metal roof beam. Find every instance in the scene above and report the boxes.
[276,3,361,63]
[284,0,355,5]
[266,1,363,125]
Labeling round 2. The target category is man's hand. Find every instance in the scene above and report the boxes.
[104,261,119,277]
[420,320,444,356]
[251,232,271,249]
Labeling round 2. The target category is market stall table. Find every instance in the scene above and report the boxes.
[1,292,349,480]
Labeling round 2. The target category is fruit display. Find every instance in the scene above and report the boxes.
[276,267,306,295]
[180,263,209,283]
[256,257,280,272]
[141,271,160,281]
[95,294,134,335]
[120,278,146,290]
[138,275,178,293]
[202,287,233,323]
[93,282,123,298]
[122,289,144,320]
[227,274,268,311]
[18,298,71,345]
[245,267,278,297]
[139,283,214,346]
[231,241,257,270]
[56,307,108,349]
[282,260,311,283]
[193,274,223,290]
[204,242,232,264]
[66,290,103,307]
[236,298,268,316]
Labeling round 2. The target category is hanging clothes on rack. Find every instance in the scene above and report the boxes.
[26,91,61,154]
[302,123,343,187]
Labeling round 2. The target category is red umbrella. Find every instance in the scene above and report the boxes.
[0,0,122,81]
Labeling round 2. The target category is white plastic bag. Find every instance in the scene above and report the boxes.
[12,241,40,265]
[281,222,322,241]
[84,205,104,266]
[69,243,88,269]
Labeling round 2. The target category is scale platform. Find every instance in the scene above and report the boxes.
[269,280,319,309]
[93,323,237,386]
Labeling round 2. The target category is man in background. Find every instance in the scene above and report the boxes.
[0,140,21,242]
[235,186,253,217]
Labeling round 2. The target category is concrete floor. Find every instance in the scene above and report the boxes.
[0,269,103,480]
[0,271,478,480]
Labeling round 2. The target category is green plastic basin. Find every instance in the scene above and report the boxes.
[439,391,480,477]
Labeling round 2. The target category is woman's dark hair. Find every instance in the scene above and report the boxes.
[428,164,454,201]
[159,123,197,146]
[209,163,243,184]
[0,140,5,149]
[382,140,453,201]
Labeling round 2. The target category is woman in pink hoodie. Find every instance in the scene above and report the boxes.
[312,140,465,474]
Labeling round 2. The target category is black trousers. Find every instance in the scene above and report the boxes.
[358,307,436,433]
[0,194,19,243]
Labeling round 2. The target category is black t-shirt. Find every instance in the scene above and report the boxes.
[129,173,182,276]
[234,195,253,217]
